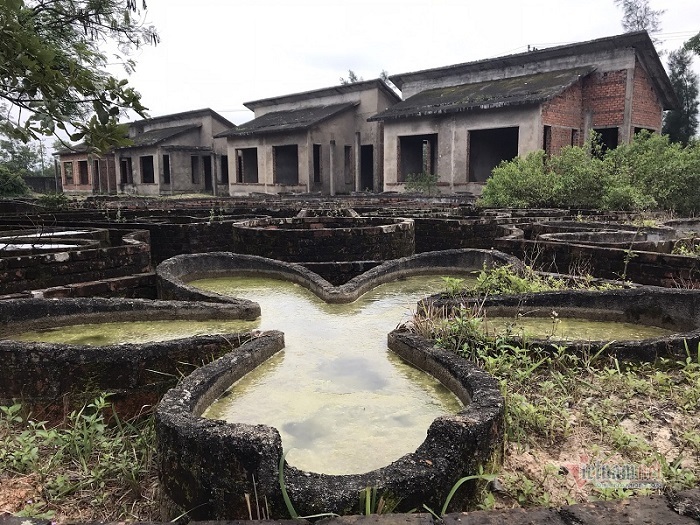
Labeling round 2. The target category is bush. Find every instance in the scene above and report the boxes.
[0,165,30,197]
[479,131,700,214]
[404,172,439,195]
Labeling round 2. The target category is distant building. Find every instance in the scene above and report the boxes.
[57,109,234,196]
[216,80,401,195]
[369,31,677,195]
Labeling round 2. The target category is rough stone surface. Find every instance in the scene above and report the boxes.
[155,329,504,520]
[560,493,699,524]
[444,508,566,525]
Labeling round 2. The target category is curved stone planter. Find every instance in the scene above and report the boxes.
[156,249,522,305]
[155,330,503,520]
[424,287,700,361]
[231,217,415,262]
[0,297,260,420]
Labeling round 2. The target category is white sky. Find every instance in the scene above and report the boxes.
[113,0,700,125]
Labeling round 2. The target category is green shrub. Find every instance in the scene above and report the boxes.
[479,151,556,208]
[404,172,439,195]
[0,165,30,197]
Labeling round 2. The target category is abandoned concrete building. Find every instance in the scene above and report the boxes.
[58,109,234,196]
[216,80,401,195]
[369,30,677,195]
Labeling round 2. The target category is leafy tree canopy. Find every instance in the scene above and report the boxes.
[0,0,158,152]
[685,32,700,56]
[662,48,699,145]
[0,137,52,177]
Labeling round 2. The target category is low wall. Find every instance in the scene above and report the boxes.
[155,330,503,519]
[0,229,152,295]
[156,249,521,305]
[0,297,261,420]
[424,287,700,361]
[231,217,415,263]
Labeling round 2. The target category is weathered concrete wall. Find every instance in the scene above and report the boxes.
[0,229,152,295]
[426,287,700,361]
[0,297,261,421]
[230,217,415,263]
[382,106,541,194]
[155,329,503,519]
[156,249,520,305]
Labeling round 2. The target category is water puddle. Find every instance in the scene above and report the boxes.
[193,275,468,475]
[9,319,259,346]
[483,315,673,341]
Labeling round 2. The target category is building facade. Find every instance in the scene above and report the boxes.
[217,80,401,195]
[370,31,677,195]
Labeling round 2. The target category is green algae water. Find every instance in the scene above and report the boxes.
[194,275,469,475]
[10,319,259,346]
[483,315,673,341]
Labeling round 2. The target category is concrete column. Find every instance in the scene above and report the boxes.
[115,156,123,194]
[329,140,336,196]
[354,132,361,192]
[622,67,635,144]
[211,153,217,196]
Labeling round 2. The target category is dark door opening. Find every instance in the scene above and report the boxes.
[313,144,321,185]
[360,145,374,191]
[236,148,259,183]
[593,127,619,155]
[468,127,519,183]
[273,145,299,185]
[203,156,213,191]
[398,134,437,182]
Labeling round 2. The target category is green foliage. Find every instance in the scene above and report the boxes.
[662,48,699,145]
[470,264,566,296]
[404,172,439,195]
[0,394,154,519]
[479,132,700,215]
[37,191,69,209]
[0,0,158,150]
[0,137,52,177]
[0,164,30,196]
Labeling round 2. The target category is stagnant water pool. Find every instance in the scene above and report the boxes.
[192,275,467,475]
[9,318,259,345]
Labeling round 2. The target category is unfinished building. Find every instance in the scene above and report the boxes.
[369,31,677,194]
[217,80,401,195]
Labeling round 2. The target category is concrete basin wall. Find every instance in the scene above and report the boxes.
[156,249,522,305]
[425,287,700,361]
[0,297,261,420]
[155,330,503,520]
[231,217,416,262]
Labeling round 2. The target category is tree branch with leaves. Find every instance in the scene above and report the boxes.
[0,0,158,152]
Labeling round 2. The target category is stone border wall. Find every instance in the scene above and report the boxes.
[155,330,504,520]
[231,217,415,263]
[0,229,152,295]
[0,297,260,420]
[156,249,522,305]
[425,287,700,361]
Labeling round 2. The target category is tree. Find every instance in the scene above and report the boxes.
[685,31,700,56]
[0,137,52,177]
[614,0,664,35]
[340,69,363,85]
[0,0,158,152]
[662,48,699,145]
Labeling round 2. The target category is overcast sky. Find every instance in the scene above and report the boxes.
[114,0,700,125]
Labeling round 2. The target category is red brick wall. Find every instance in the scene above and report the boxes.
[631,60,663,131]
[60,152,93,193]
[541,82,583,153]
[582,70,628,128]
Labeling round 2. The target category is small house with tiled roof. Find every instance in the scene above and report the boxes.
[57,108,234,195]
[216,79,401,195]
[369,31,678,194]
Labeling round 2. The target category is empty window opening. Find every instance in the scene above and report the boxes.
[140,155,155,183]
[344,145,353,185]
[360,145,374,191]
[273,145,299,185]
[63,162,74,184]
[593,127,619,155]
[120,158,133,184]
[220,155,229,184]
[468,127,519,183]
[191,156,200,184]
[163,155,171,184]
[543,125,552,153]
[313,144,322,185]
[203,156,212,191]
[78,160,89,185]
[236,148,258,183]
[398,134,437,182]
